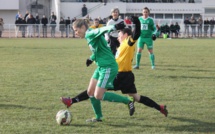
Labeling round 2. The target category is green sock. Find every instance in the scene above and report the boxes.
[102,92,130,104]
[89,97,103,119]
[136,53,141,66]
[149,53,155,66]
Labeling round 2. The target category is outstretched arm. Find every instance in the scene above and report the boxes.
[131,16,141,40]
[86,22,126,39]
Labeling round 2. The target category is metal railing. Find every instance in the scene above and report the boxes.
[1,24,75,38]
[0,23,214,38]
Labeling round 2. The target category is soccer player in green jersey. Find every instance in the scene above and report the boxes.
[61,17,168,122]
[65,19,135,122]
[133,7,157,69]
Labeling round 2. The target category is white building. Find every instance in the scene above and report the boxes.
[0,0,214,35]
[0,0,215,24]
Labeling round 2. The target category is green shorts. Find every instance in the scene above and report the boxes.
[137,37,153,49]
[92,65,118,89]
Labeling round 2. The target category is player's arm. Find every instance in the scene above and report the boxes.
[86,54,95,67]
[152,20,157,41]
[128,16,141,46]
[85,25,116,39]
[105,20,125,42]
[131,16,141,41]
[104,20,111,41]
[152,19,157,34]
[90,53,95,61]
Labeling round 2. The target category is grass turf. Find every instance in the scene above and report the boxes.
[0,38,214,134]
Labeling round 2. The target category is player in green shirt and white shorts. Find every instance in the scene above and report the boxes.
[66,19,135,122]
[133,7,157,69]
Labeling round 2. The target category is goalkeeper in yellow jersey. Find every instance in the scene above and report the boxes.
[61,16,168,122]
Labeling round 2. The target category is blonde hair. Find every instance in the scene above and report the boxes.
[111,8,120,14]
[73,19,90,29]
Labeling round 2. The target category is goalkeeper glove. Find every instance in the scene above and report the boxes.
[86,58,93,67]
[152,34,156,41]
[130,16,139,24]
[114,21,126,30]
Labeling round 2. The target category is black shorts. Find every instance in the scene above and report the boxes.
[109,71,137,94]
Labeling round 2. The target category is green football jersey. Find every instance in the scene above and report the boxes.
[85,26,117,67]
[139,17,156,38]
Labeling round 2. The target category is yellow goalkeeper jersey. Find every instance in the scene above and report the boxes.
[90,24,103,29]
[115,36,136,72]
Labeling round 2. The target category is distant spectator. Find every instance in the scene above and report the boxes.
[19,17,27,38]
[90,18,103,29]
[15,14,22,37]
[197,16,203,37]
[0,18,4,37]
[184,17,190,37]
[170,22,175,38]
[203,18,210,37]
[85,14,93,25]
[50,18,56,38]
[41,15,48,38]
[188,0,195,3]
[35,14,40,37]
[15,11,20,20]
[164,23,170,36]
[24,11,29,22]
[65,17,71,38]
[189,16,196,37]
[160,24,165,37]
[82,4,88,17]
[101,17,106,24]
[50,12,57,21]
[175,22,180,38]
[209,17,215,37]
[27,14,36,37]
[59,17,65,38]
[98,16,104,24]
[50,12,57,22]
[103,0,107,5]
[124,16,132,29]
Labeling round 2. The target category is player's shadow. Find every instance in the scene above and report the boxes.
[157,67,215,73]
[103,117,145,128]
[63,124,96,127]
[0,104,42,110]
[156,75,215,80]
[157,64,196,68]
[168,117,215,133]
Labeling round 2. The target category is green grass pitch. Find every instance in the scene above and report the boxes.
[0,38,214,134]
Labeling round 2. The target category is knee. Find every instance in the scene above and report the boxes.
[138,48,142,53]
[94,92,103,100]
[87,90,94,97]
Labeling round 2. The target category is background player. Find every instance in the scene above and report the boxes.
[90,18,103,29]
[105,8,125,55]
[133,7,157,69]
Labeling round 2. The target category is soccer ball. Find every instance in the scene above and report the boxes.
[56,110,72,125]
